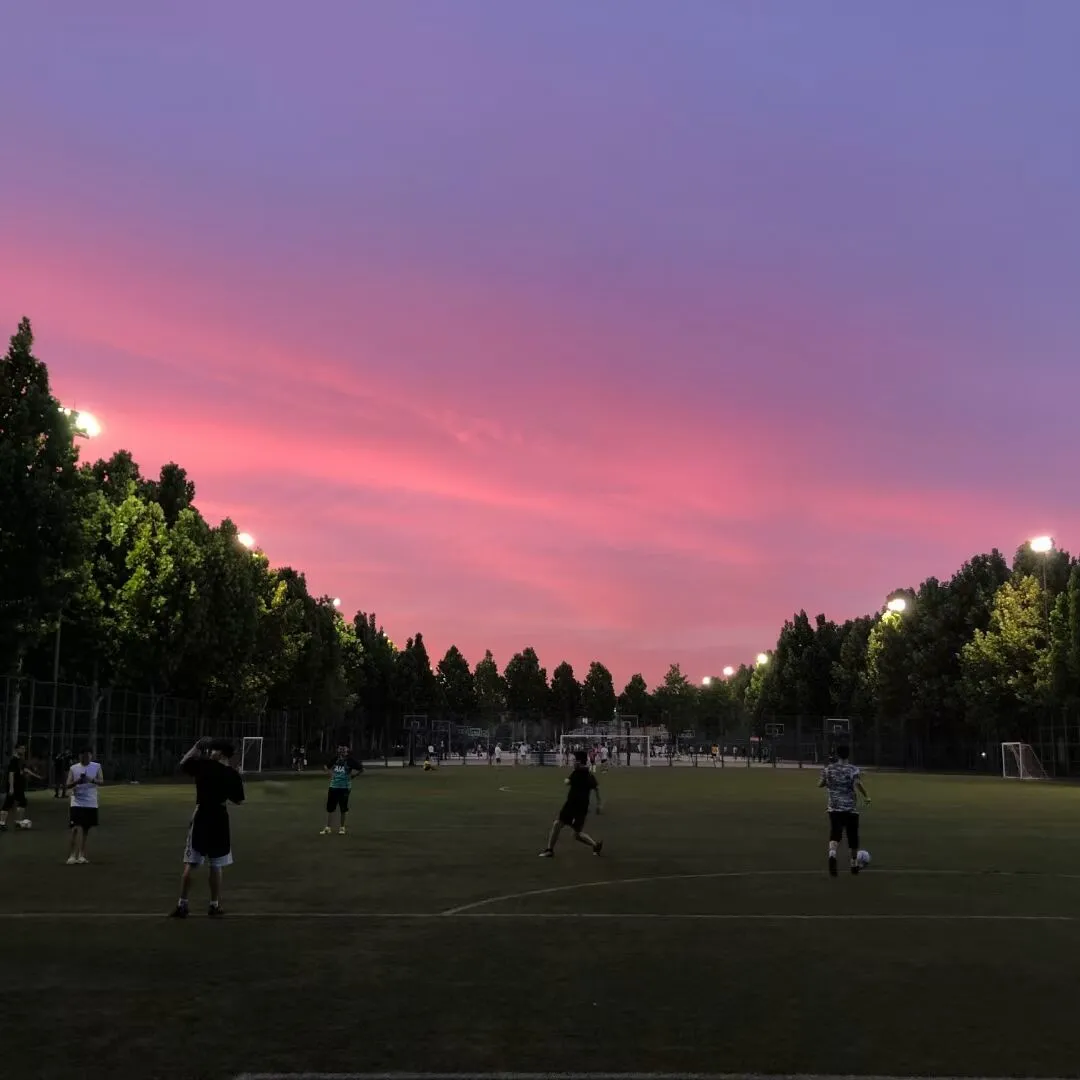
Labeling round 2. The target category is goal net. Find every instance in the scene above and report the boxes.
[240,736,264,775]
[558,731,650,767]
[1001,741,1047,780]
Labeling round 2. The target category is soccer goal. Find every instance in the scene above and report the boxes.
[239,736,264,775]
[558,731,651,766]
[1001,741,1048,780]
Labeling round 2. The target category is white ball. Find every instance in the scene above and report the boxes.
[856,848,870,866]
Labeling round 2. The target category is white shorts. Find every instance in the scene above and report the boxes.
[183,845,233,869]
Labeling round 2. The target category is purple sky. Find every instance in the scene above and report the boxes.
[2,1,1078,684]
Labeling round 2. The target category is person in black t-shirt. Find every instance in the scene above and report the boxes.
[169,737,245,918]
[539,750,603,858]
[54,748,73,798]
[1,741,41,831]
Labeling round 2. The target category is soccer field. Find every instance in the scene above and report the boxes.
[4,764,1080,1080]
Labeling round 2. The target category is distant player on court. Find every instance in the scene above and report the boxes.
[1,741,40,831]
[170,737,245,918]
[322,744,362,834]
[66,747,103,864]
[819,744,870,876]
[539,750,603,858]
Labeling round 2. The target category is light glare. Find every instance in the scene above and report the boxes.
[756,653,769,666]
[1030,535,1053,554]
[237,532,255,550]
[886,597,907,614]
[722,666,735,677]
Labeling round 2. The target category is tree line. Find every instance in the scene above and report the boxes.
[3,319,1079,763]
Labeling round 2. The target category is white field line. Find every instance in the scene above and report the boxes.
[439,867,1080,915]
[231,1073,1080,1080]
[0,911,1078,922]
[6,869,1080,922]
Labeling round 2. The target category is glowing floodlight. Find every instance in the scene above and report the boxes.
[1030,536,1053,554]
[886,597,907,614]
[722,666,735,677]
[237,532,255,550]
[756,653,769,666]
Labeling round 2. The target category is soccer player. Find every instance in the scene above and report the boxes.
[1,741,41,831]
[322,744,363,833]
[53,747,72,799]
[818,744,870,876]
[66,747,103,864]
[170,737,245,918]
[539,750,604,858]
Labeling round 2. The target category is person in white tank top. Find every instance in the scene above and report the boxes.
[66,748,103,865]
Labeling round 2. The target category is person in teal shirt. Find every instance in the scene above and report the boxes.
[321,744,362,835]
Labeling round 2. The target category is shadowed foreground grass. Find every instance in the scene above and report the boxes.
[3,764,1080,1078]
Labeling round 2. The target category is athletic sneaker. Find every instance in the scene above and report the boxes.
[828,854,838,877]
[207,906,225,918]
[168,905,189,919]
[850,862,860,876]
[319,827,332,835]
[76,856,88,864]
[66,855,77,865]
[593,840,604,856]
[538,849,554,858]
[338,827,346,835]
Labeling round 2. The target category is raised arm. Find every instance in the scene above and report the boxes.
[180,738,210,773]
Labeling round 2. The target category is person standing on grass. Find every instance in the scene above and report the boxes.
[53,748,72,799]
[539,750,603,858]
[322,744,363,834]
[819,744,870,877]
[66,747,103,864]
[1,741,41,832]
[170,737,245,919]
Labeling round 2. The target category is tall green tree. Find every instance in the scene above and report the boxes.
[653,663,696,731]
[0,318,85,680]
[581,661,617,725]
[962,575,1051,741]
[473,649,505,719]
[144,462,196,526]
[503,647,548,717]
[549,661,581,730]
[437,645,476,719]
[618,673,651,725]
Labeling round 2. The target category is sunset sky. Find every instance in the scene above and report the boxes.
[2,2,1079,685]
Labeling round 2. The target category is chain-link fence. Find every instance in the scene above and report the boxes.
[0,677,335,783]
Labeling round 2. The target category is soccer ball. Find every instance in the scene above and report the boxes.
[16,819,32,830]
[856,849,871,867]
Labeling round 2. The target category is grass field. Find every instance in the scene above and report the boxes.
[4,763,1080,1080]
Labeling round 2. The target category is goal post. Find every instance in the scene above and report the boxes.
[1001,741,1048,780]
[558,730,650,766]
[239,736,264,775]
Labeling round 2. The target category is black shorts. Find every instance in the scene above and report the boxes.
[326,788,350,813]
[829,810,860,847]
[558,802,588,832]
[187,807,231,859]
[69,806,99,831]
[2,792,27,812]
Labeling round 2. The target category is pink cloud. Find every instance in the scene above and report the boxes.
[3,211,1077,685]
